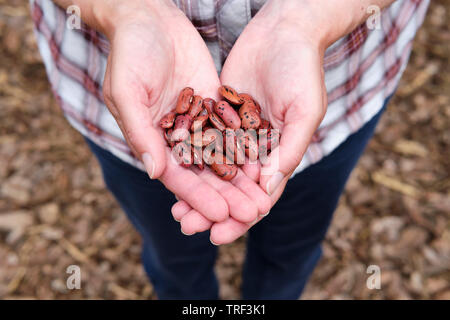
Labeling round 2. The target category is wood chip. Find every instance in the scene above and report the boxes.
[372,171,420,198]
[393,139,428,157]
[59,239,90,263]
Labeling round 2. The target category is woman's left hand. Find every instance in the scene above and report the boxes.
[171,0,331,244]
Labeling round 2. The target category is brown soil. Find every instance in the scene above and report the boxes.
[0,0,448,299]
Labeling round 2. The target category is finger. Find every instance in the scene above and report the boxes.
[172,203,259,243]
[265,173,290,211]
[160,148,229,222]
[171,200,191,222]
[209,174,291,245]
[103,55,139,158]
[260,83,327,196]
[106,98,141,159]
[172,167,269,235]
[180,210,213,235]
[210,217,255,245]
[230,169,271,216]
[192,166,259,224]
[240,159,260,182]
[109,58,166,180]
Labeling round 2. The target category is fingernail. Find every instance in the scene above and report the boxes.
[142,153,155,179]
[210,238,219,246]
[266,172,284,195]
[260,210,270,217]
[247,217,259,227]
[175,195,180,201]
[181,228,194,236]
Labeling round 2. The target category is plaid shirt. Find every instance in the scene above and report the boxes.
[30,0,429,175]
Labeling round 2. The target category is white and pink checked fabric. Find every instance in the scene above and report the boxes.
[29,0,430,175]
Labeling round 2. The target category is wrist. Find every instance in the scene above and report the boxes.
[255,0,332,54]
[261,0,389,52]
[72,0,175,39]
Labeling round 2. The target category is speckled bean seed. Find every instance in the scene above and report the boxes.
[188,95,203,118]
[172,114,192,142]
[241,109,261,130]
[203,98,216,114]
[191,115,209,132]
[209,112,226,131]
[160,112,176,128]
[172,142,192,168]
[219,85,244,105]
[175,87,194,114]
[211,155,238,181]
[214,100,241,130]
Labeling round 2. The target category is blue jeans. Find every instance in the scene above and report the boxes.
[86,101,388,300]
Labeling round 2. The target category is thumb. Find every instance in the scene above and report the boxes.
[112,89,167,180]
[260,95,326,195]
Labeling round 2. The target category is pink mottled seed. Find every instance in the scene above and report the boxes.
[172,114,192,142]
[214,100,241,130]
[188,95,203,118]
[203,98,216,114]
[191,115,209,132]
[240,109,261,130]
[211,155,238,181]
[172,142,192,168]
[175,87,194,114]
[160,112,176,128]
[219,85,244,105]
[209,112,226,132]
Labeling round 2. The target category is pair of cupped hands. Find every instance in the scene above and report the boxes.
[100,0,329,245]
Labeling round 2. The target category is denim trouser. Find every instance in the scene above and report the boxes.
[85,99,389,300]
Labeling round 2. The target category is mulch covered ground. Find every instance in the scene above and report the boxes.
[0,0,448,299]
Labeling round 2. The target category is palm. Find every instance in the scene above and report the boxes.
[109,14,221,125]
[220,19,327,136]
